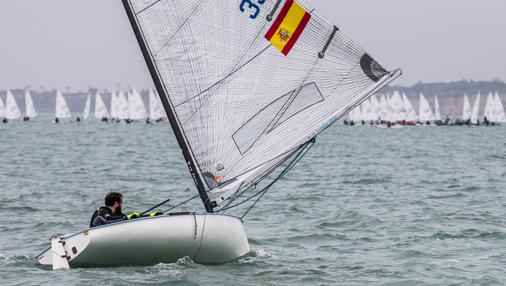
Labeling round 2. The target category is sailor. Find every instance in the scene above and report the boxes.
[90,192,163,228]
[90,192,137,228]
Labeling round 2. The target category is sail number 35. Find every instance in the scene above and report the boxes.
[240,0,266,19]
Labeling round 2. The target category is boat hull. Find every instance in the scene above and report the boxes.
[37,213,249,268]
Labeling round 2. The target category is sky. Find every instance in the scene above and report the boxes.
[0,0,505,91]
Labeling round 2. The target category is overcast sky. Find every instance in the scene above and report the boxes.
[1,0,505,91]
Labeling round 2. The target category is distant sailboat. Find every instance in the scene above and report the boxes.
[117,91,129,122]
[461,94,472,124]
[346,105,362,125]
[434,95,443,124]
[418,93,435,125]
[110,91,119,122]
[483,92,494,125]
[5,90,21,122]
[360,99,372,124]
[54,90,71,123]
[370,95,381,124]
[0,95,6,123]
[390,91,405,123]
[148,89,165,123]
[24,90,38,121]
[402,93,417,125]
[83,94,91,120]
[493,92,505,124]
[95,92,109,122]
[127,88,147,122]
[470,92,481,125]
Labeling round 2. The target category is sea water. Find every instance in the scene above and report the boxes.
[0,118,505,285]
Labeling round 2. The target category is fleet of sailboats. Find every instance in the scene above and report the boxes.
[345,91,506,127]
[1,89,504,127]
[1,89,167,124]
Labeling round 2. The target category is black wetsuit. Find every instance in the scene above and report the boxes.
[90,206,126,228]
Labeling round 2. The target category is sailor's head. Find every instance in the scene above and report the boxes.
[105,192,123,214]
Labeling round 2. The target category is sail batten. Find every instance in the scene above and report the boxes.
[124,0,399,211]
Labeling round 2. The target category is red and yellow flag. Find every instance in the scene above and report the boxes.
[264,0,311,56]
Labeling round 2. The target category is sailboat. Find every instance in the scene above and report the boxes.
[433,95,445,125]
[148,89,166,123]
[83,94,91,120]
[126,88,147,123]
[117,91,129,122]
[54,90,71,123]
[401,93,417,125]
[470,92,481,125]
[418,93,435,125]
[5,90,21,123]
[483,92,494,125]
[455,94,472,126]
[0,95,5,123]
[38,0,400,269]
[390,91,405,124]
[95,92,110,122]
[494,92,506,125]
[345,105,362,126]
[370,95,381,124]
[24,90,38,121]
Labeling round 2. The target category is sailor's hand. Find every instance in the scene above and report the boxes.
[126,212,141,220]
[149,212,163,217]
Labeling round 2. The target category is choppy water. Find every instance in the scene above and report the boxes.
[1,118,505,285]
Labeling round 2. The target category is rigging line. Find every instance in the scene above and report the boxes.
[174,45,271,108]
[208,140,307,192]
[161,191,203,214]
[135,0,163,15]
[216,138,315,214]
[219,148,298,210]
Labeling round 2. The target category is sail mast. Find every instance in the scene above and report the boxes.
[122,0,214,212]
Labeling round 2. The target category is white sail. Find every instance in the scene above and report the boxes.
[370,95,381,122]
[483,92,494,122]
[124,0,400,209]
[418,93,434,123]
[25,90,38,119]
[434,95,441,121]
[402,93,417,122]
[117,91,129,120]
[55,90,71,119]
[0,95,5,118]
[128,89,147,120]
[110,91,119,119]
[347,105,362,123]
[94,92,109,119]
[462,94,471,121]
[361,99,372,122]
[83,94,91,120]
[494,92,506,123]
[389,91,404,121]
[149,89,165,120]
[6,90,21,120]
[470,92,481,124]
[378,94,393,122]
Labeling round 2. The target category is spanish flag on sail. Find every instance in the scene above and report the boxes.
[265,0,311,56]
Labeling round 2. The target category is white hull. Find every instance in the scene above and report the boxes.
[37,213,249,268]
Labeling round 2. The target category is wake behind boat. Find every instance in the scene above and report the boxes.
[37,0,400,269]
